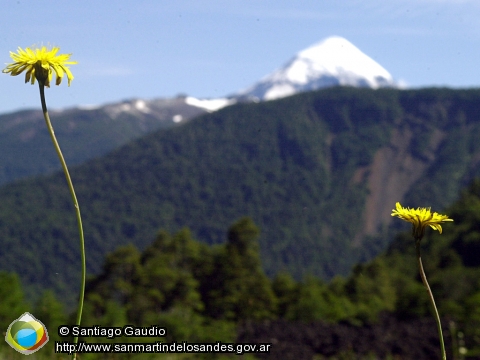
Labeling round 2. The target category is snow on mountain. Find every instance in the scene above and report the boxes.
[70,36,400,116]
[185,97,236,112]
[74,96,236,121]
[73,97,208,124]
[234,36,399,101]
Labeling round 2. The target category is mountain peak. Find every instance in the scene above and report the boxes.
[235,36,399,101]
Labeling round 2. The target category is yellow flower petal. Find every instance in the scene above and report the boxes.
[3,46,77,87]
[391,202,453,239]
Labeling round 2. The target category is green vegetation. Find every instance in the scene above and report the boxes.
[3,87,480,308]
[3,177,480,359]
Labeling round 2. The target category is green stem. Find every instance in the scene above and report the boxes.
[415,238,446,360]
[38,83,86,360]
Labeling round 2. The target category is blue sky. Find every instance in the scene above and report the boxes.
[0,0,479,113]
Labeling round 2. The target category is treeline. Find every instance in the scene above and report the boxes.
[0,217,398,360]
[0,217,403,359]
[4,178,480,358]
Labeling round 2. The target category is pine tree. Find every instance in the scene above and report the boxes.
[204,217,277,321]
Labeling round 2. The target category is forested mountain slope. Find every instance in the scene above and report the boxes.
[1,87,480,302]
[0,97,205,185]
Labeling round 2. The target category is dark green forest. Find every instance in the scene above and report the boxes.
[2,87,480,308]
[3,179,480,358]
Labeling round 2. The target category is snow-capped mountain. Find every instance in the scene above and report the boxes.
[234,36,399,102]
[59,37,399,120]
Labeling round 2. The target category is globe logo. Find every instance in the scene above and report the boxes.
[5,312,49,355]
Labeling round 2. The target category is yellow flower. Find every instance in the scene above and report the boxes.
[3,46,77,87]
[391,202,453,239]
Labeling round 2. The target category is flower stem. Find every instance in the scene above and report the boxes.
[415,238,446,360]
[38,83,86,360]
